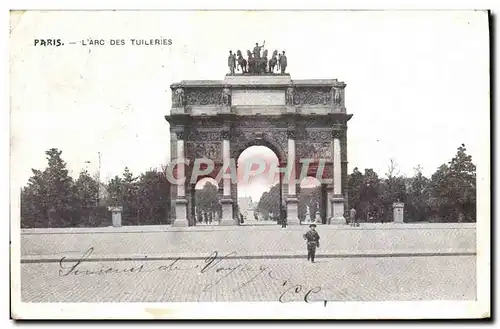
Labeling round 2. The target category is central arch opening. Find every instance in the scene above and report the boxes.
[237,145,282,225]
[193,177,220,225]
[298,177,321,224]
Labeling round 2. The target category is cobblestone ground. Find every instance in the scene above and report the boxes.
[21,255,476,302]
[21,225,476,258]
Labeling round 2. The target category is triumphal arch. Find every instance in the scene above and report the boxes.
[165,45,352,226]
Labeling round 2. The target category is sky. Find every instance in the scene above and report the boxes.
[10,10,490,201]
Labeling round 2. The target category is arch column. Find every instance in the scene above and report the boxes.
[173,129,189,227]
[329,129,346,224]
[326,185,334,223]
[220,130,236,225]
[285,129,300,225]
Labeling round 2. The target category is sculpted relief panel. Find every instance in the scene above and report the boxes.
[297,141,332,161]
[294,87,331,105]
[186,142,222,160]
[185,88,223,106]
[306,130,332,142]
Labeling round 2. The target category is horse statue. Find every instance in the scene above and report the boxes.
[246,50,256,74]
[259,49,268,74]
[268,50,278,73]
[236,50,247,73]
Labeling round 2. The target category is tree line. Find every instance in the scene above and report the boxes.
[21,148,171,228]
[255,144,476,223]
[20,144,476,228]
[347,144,476,223]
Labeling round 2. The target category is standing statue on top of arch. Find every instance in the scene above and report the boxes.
[253,41,265,59]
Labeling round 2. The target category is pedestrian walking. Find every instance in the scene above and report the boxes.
[303,224,320,262]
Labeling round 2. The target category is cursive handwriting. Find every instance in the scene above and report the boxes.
[58,247,333,304]
[278,282,323,303]
[199,251,271,293]
[200,251,238,273]
[233,265,269,292]
[58,248,195,276]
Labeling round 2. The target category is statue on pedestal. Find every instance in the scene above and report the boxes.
[279,51,288,74]
[221,86,231,106]
[305,205,311,223]
[332,86,341,105]
[228,50,236,75]
[174,87,185,107]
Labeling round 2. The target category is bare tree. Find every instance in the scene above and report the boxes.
[386,158,401,179]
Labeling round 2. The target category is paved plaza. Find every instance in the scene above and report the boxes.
[19,223,476,302]
[21,223,476,260]
[21,255,476,302]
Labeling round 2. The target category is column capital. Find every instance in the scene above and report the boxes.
[222,130,230,140]
[173,126,185,140]
[176,131,185,140]
[287,129,296,139]
[332,129,344,140]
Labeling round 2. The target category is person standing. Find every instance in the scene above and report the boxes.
[350,207,358,227]
[279,51,287,74]
[228,50,236,75]
[303,224,320,262]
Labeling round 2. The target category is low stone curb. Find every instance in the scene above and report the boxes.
[21,223,476,235]
[21,249,476,264]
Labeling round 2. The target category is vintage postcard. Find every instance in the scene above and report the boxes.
[10,10,490,319]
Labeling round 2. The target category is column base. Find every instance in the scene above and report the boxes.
[220,197,235,225]
[330,196,345,225]
[286,197,300,225]
[173,198,189,227]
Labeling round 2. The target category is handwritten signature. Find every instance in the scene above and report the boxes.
[58,247,334,305]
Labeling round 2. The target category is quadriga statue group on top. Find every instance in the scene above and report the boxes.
[227,41,288,75]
